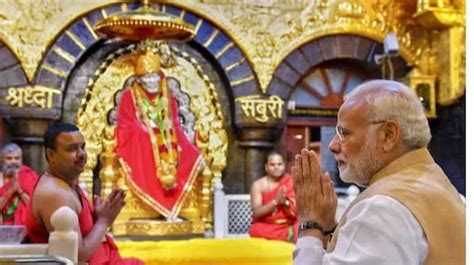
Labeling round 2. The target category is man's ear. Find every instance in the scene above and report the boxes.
[45,148,54,162]
[382,121,400,152]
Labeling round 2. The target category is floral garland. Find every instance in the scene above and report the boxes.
[3,196,19,220]
[132,77,179,190]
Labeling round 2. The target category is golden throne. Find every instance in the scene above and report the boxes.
[76,43,227,236]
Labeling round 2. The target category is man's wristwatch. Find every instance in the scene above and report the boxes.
[298,220,323,233]
[323,224,337,236]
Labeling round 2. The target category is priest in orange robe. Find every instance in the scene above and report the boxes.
[249,151,298,242]
[0,143,38,225]
[116,45,203,219]
[26,123,143,264]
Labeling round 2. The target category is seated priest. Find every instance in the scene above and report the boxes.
[26,123,143,264]
[249,151,298,242]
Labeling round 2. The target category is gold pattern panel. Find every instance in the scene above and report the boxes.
[415,0,465,28]
[0,0,118,82]
[184,0,433,91]
[113,220,205,236]
[0,0,465,105]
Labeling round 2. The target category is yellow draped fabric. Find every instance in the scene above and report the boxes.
[116,238,293,265]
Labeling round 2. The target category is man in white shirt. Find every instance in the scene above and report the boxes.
[292,80,465,265]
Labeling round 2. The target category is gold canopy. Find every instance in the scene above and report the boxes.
[94,5,195,41]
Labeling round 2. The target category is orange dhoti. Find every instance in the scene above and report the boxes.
[26,180,143,265]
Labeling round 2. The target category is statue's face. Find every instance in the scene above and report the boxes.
[138,73,161,94]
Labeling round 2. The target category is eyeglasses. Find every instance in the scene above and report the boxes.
[335,120,387,142]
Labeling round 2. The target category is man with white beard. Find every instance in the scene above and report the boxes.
[292,80,465,265]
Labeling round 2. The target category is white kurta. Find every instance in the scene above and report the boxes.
[294,195,428,265]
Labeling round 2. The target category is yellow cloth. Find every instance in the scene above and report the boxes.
[116,238,294,265]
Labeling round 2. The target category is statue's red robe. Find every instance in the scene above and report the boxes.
[116,81,203,217]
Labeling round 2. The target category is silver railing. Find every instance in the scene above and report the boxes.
[0,254,74,264]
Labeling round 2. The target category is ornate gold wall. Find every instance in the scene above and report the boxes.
[0,0,465,104]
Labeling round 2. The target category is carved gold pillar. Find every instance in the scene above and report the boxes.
[77,122,102,201]
[200,167,213,228]
[401,68,436,118]
[414,0,465,106]
[435,26,465,105]
[99,127,119,198]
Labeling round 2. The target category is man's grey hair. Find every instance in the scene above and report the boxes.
[345,80,431,149]
[1,143,22,155]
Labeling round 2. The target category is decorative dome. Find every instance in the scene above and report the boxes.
[95,6,195,41]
